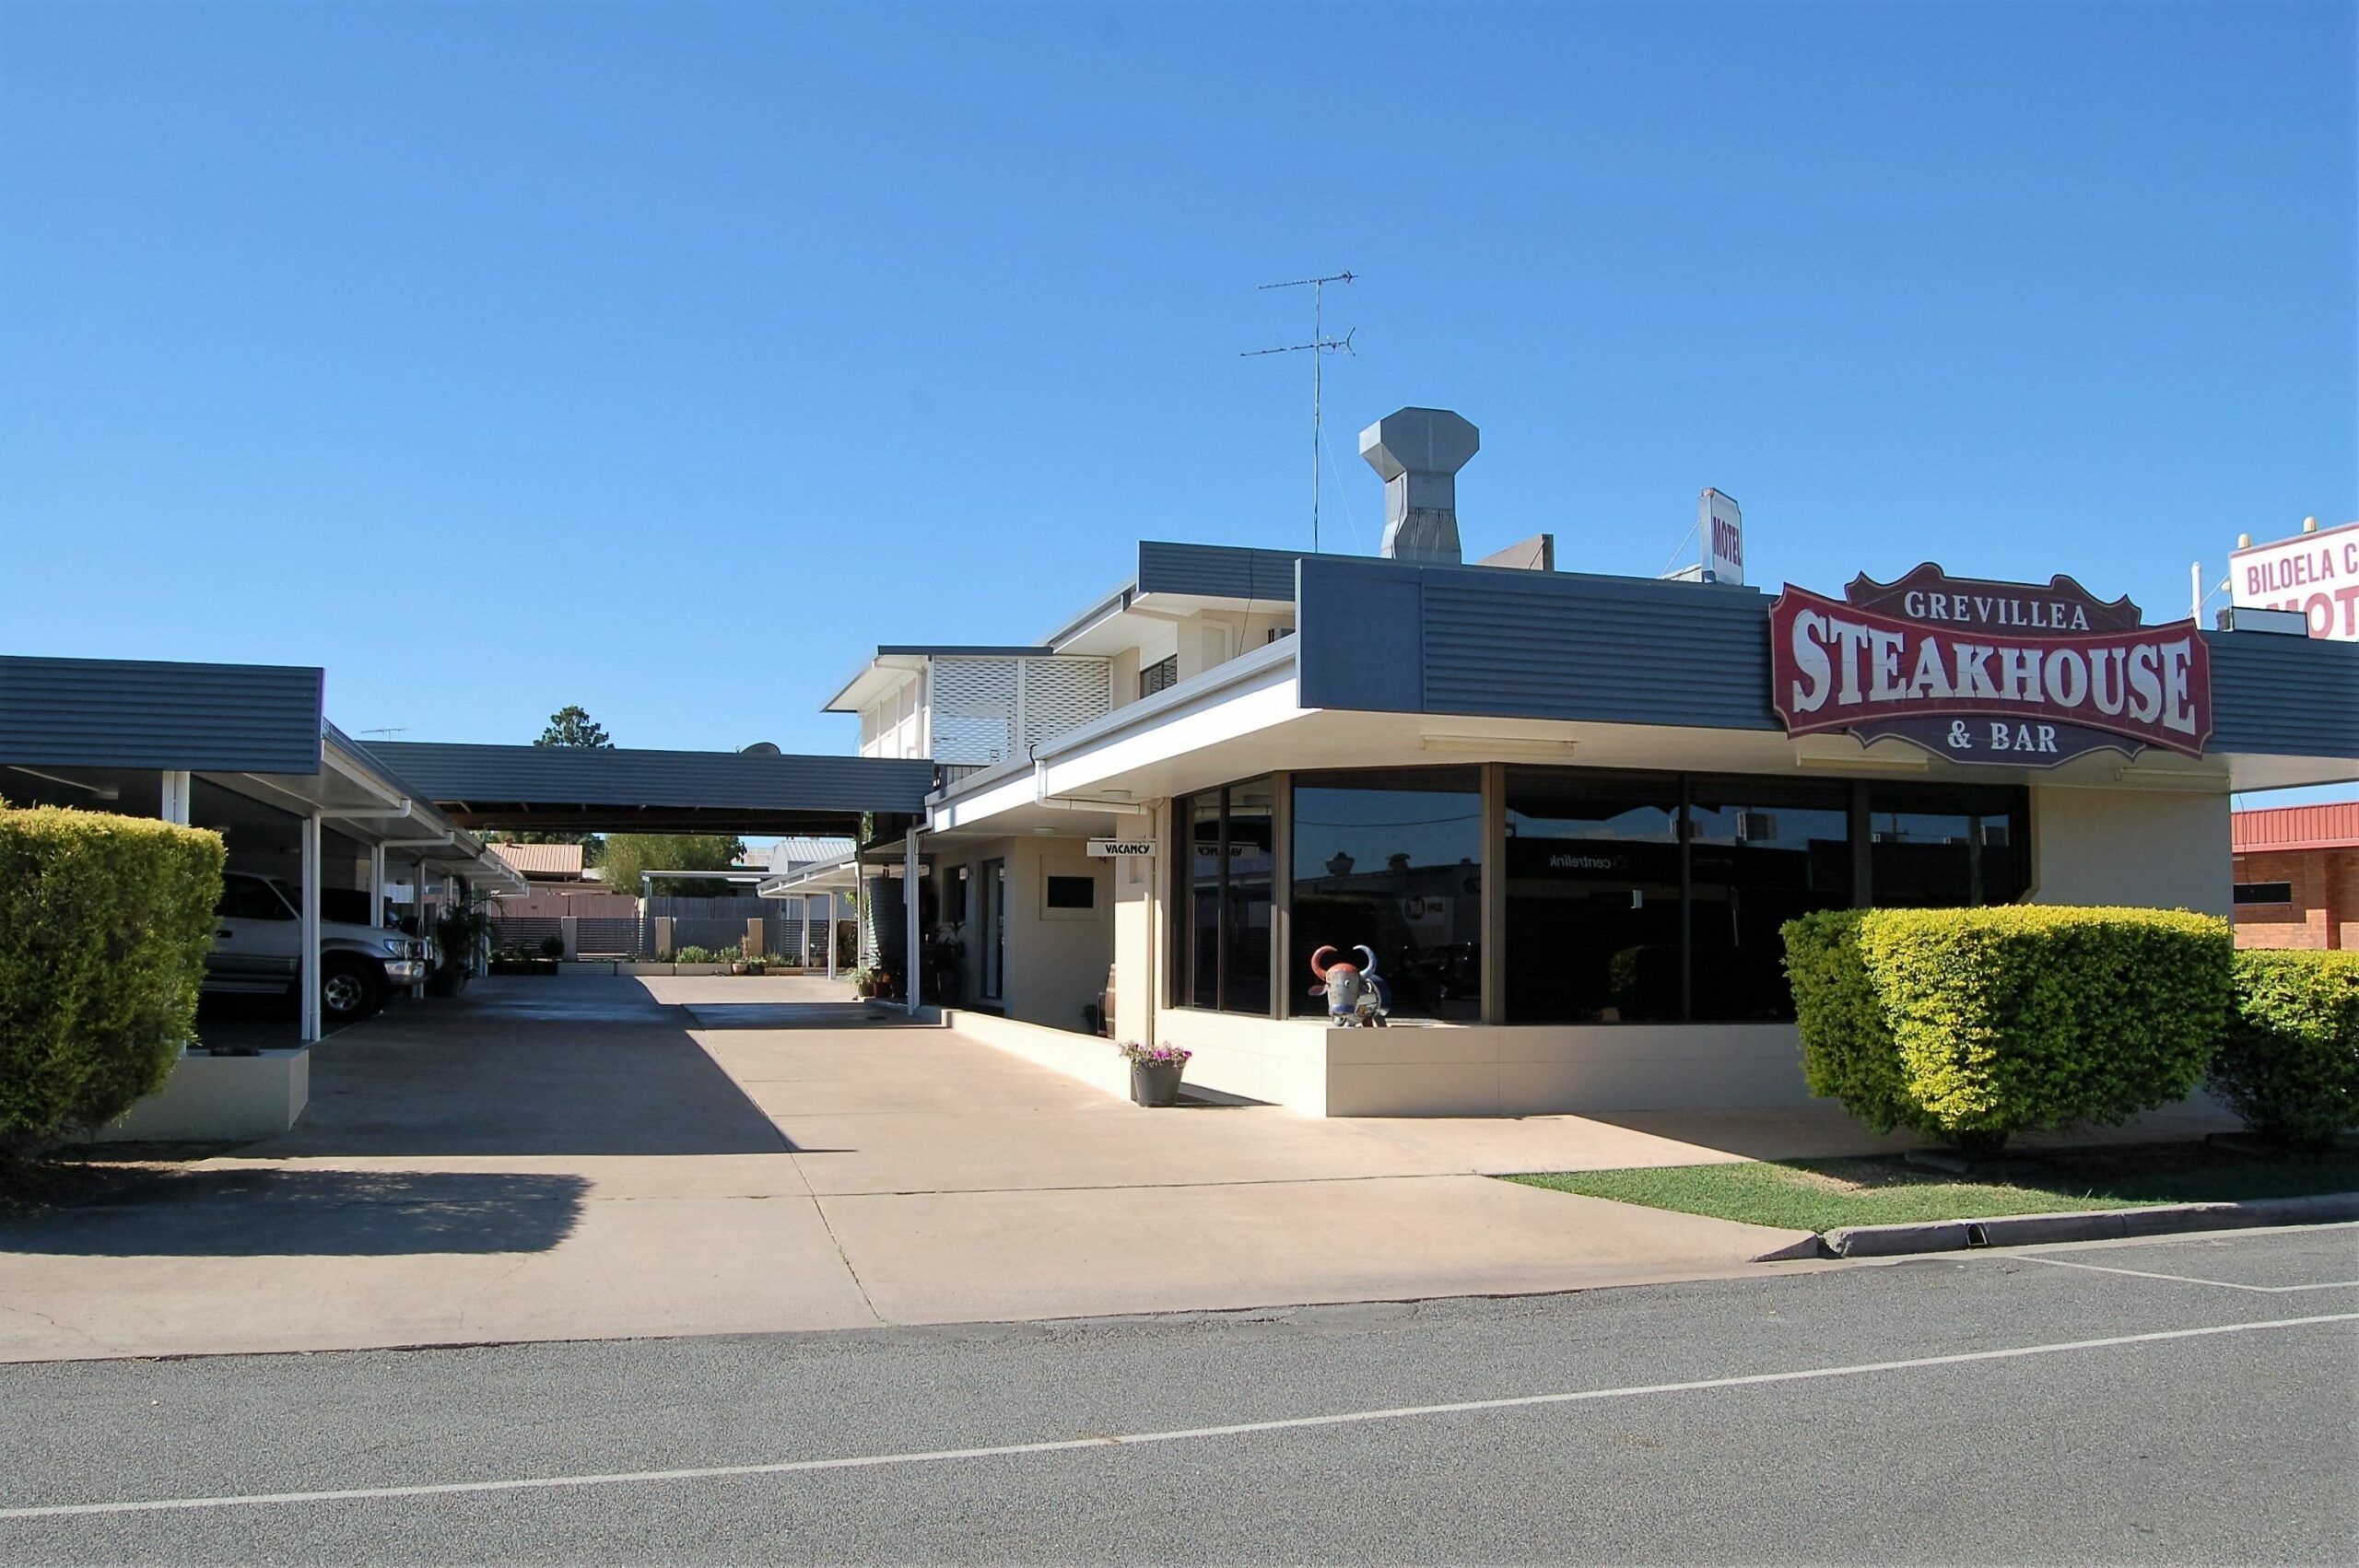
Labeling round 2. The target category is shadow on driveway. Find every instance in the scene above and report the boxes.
[244,977,794,1159]
[0,1169,588,1257]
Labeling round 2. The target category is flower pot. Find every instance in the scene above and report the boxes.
[1130,1060,1184,1107]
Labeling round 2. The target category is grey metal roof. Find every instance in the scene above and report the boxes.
[1137,540,1331,603]
[769,836,857,866]
[365,741,934,831]
[1297,556,1777,731]
[0,655,323,773]
[2208,630,2359,756]
[876,644,1057,658]
[1296,557,2359,761]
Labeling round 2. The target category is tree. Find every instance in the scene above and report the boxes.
[535,705,614,750]
[603,834,747,900]
[517,706,613,857]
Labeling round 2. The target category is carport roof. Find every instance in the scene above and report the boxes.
[0,654,323,773]
[363,742,934,836]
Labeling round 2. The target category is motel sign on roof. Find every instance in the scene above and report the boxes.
[2231,521,2359,643]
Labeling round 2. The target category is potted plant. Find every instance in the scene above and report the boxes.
[429,896,497,996]
[1119,1041,1191,1107]
[848,965,878,999]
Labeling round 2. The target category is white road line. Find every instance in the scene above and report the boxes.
[2016,1255,2359,1294]
[2,1310,2353,1524]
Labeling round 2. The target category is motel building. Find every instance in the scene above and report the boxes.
[790,405,2359,1117]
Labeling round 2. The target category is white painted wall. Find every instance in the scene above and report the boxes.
[938,835,1115,1034]
[1149,1012,1813,1117]
[2029,785,2232,915]
[96,1049,310,1142]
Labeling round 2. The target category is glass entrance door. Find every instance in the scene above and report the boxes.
[980,859,1006,1001]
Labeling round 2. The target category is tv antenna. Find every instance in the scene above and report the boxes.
[1242,270,1356,551]
[361,727,408,739]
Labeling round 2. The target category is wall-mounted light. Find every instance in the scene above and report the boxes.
[2111,766,2228,788]
[6,766,120,801]
[1793,753,1929,775]
[1419,734,1577,758]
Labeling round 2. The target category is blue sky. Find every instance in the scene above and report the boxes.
[3,1,2353,767]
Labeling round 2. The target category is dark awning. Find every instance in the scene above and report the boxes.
[361,742,934,836]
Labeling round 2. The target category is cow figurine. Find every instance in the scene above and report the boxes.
[1309,944,1390,1027]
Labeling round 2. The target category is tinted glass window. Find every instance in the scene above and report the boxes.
[1292,768,1482,1021]
[218,876,295,920]
[1687,778,1853,1022]
[1504,769,1682,1024]
[2233,882,2294,906]
[1868,783,2028,907]
[1169,781,1276,1014]
[1185,795,1221,1009]
[1045,875,1095,910]
[1224,782,1274,1014]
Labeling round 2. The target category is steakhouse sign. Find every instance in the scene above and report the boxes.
[1767,565,2212,766]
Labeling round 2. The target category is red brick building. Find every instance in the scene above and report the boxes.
[2231,802,2359,951]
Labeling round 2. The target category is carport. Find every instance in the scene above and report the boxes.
[0,657,528,1045]
[366,741,936,1004]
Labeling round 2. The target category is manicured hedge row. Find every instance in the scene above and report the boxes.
[0,804,225,1151]
[2211,951,2359,1146]
[1784,907,2232,1151]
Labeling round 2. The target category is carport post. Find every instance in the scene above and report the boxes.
[904,829,921,1017]
[824,893,837,980]
[368,842,385,925]
[409,858,428,997]
[299,811,323,1043]
[159,770,191,825]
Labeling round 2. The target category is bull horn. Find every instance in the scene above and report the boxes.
[1309,945,1336,981]
[1354,945,1379,978]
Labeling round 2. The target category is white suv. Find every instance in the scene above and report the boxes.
[204,872,431,1026]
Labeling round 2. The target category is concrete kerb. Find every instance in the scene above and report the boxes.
[1778,1191,2359,1261]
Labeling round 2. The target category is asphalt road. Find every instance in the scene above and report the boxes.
[2,1223,2353,1565]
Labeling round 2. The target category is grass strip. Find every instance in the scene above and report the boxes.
[1505,1144,2359,1235]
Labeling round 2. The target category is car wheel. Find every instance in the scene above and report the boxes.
[321,956,384,1024]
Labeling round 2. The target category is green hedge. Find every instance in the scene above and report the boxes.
[1785,911,1912,1131]
[2211,951,2359,1146]
[1785,906,2232,1150]
[0,804,225,1150]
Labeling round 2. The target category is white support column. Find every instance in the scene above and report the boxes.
[368,842,386,925]
[904,829,921,1017]
[407,858,427,998]
[159,770,192,825]
[299,812,323,1043]
[824,892,838,980]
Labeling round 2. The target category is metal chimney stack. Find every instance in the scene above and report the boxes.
[1360,406,1479,565]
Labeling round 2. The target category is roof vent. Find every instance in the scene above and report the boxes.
[1360,406,1479,565]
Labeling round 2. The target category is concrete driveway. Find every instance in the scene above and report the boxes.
[0,977,2229,1362]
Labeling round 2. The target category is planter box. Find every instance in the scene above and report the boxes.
[94,1048,309,1144]
[617,962,676,977]
[1130,1059,1185,1107]
[671,964,726,976]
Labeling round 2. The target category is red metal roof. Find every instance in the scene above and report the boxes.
[487,841,587,876]
[2233,802,2359,854]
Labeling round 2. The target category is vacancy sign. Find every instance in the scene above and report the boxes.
[1086,838,1156,859]
[2230,521,2359,642]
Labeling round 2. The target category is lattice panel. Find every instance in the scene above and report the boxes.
[1022,659,1111,753]
[931,657,1020,766]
